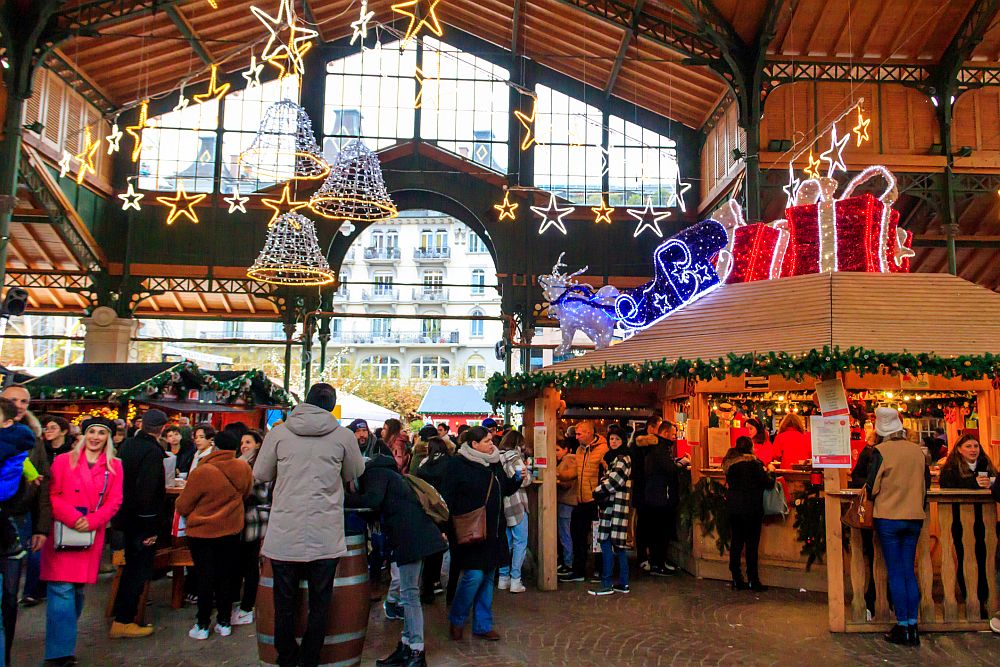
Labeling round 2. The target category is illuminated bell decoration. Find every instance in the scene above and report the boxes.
[238,100,329,182]
[247,211,336,286]
[308,139,397,222]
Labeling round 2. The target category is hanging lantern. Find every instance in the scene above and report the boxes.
[247,211,335,286]
[308,138,397,222]
[238,99,329,183]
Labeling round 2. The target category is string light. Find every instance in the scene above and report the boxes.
[350,0,375,45]
[251,0,318,78]
[261,183,308,227]
[58,151,74,178]
[118,182,144,211]
[125,99,150,163]
[156,184,207,225]
[193,64,230,105]
[782,164,800,208]
[241,54,264,89]
[248,211,335,286]
[106,122,123,155]
[514,97,537,151]
[413,65,428,109]
[224,185,249,214]
[494,190,518,221]
[668,176,692,212]
[711,199,744,283]
[819,125,849,177]
[803,150,821,179]
[626,196,670,238]
[852,107,871,147]
[74,128,100,185]
[591,198,613,224]
[530,193,573,235]
[391,0,444,47]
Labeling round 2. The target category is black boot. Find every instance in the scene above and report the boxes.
[731,577,748,590]
[906,624,920,647]
[748,580,769,592]
[403,649,427,667]
[376,642,411,666]
[882,624,908,645]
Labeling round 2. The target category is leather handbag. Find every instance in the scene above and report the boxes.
[55,470,109,551]
[452,474,494,545]
[841,487,874,530]
[762,479,789,517]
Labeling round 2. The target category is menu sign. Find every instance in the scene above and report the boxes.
[810,415,851,468]
[815,378,849,417]
[707,427,730,466]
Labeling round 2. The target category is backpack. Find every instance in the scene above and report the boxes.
[0,452,29,503]
[404,474,450,525]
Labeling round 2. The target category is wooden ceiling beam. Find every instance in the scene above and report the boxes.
[164,5,214,65]
[605,0,647,100]
[884,0,921,59]
[219,292,234,314]
[20,224,60,271]
[243,293,257,315]
[52,0,184,33]
[194,291,209,313]
[802,0,834,56]
[167,291,185,313]
[829,0,860,57]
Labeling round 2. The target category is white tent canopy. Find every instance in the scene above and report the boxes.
[336,391,399,426]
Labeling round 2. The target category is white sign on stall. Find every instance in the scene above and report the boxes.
[815,378,850,416]
[810,415,852,468]
[533,424,548,468]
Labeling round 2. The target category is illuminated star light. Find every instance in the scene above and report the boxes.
[58,151,74,178]
[668,176,692,212]
[591,198,613,224]
[261,183,308,227]
[782,164,801,207]
[820,125,849,178]
[514,96,537,151]
[193,64,230,105]
[414,65,428,109]
[803,150,822,179]
[118,182,144,211]
[75,128,100,185]
[251,0,318,78]
[391,0,445,47]
[530,193,574,235]
[173,91,190,113]
[224,186,249,214]
[494,190,519,221]
[156,184,206,225]
[125,100,151,163]
[241,55,265,89]
[627,197,670,238]
[106,123,123,155]
[852,106,871,147]
[350,0,375,45]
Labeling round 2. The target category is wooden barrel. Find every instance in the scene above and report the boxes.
[256,533,370,667]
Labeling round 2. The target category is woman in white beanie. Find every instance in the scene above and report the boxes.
[865,407,930,647]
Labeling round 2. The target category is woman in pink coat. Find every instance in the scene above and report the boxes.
[41,416,123,666]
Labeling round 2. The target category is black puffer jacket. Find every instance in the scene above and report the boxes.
[641,437,680,508]
[345,454,446,565]
[413,454,450,491]
[724,451,774,516]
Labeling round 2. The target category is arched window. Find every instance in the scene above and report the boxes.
[470,269,485,296]
[534,85,603,205]
[411,355,450,380]
[361,355,400,379]
[469,308,484,337]
[466,354,487,379]
[608,115,677,207]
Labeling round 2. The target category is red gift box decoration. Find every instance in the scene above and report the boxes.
[725,223,789,284]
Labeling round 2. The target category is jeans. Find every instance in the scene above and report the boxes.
[232,538,262,613]
[44,582,85,660]
[571,502,600,577]
[397,561,424,650]
[499,514,529,580]
[188,535,240,629]
[599,539,628,588]
[0,555,22,665]
[448,568,495,635]
[111,531,155,624]
[270,558,339,667]
[557,504,573,568]
[729,513,764,583]
[875,518,923,625]
[386,562,401,603]
[14,515,42,599]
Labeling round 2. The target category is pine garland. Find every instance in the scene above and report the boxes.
[678,477,731,556]
[486,345,1000,405]
[791,482,826,570]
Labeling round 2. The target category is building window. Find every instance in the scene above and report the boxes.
[361,354,400,379]
[608,115,677,207]
[466,354,487,379]
[468,234,487,254]
[470,308,484,337]
[471,269,485,296]
[434,229,448,249]
[327,353,350,375]
[336,272,349,298]
[139,98,219,193]
[419,229,433,249]
[534,85,603,205]
[330,318,343,341]
[373,274,394,296]
[371,316,392,337]
[411,355,450,379]
[423,271,444,293]
[223,321,244,338]
[421,318,442,340]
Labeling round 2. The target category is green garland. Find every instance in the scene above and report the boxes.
[486,345,1000,405]
[678,476,731,556]
[791,482,826,570]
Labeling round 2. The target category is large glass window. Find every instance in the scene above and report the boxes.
[324,40,416,159]
[362,354,400,379]
[139,100,219,193]
[471,269,485,296]
[421,318,442,340]
[411,355,450,379]
[534,85,603,205]
[420,37,509,173]
[371,316,392,337]
[608,115,677,207]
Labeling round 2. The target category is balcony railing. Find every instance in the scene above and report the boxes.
[197,330,287,340]
[362,288,399,301]
[364,247,401,262]
[412,288,449,302]
[332,330,460,344]
[413,247,451,262]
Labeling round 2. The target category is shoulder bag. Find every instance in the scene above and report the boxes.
[762,478,789,517]
[841,487,874,530]
[54,469,109,551]
[452,474,494,545]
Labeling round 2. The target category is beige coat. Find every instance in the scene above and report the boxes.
[556,453,578,506]
[254,403,366,562]
[870,437,928,520]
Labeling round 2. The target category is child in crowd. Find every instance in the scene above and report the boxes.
[0,397,41,557]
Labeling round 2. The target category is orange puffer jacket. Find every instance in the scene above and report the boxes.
[575,437,608,504]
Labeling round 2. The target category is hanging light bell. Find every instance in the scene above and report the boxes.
[247,211,335,286]
[308,138,397,222]
[238,99,329,183]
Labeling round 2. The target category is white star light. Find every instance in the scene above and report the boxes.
[250,0,319,78]
[118,182,144,211]
[241,54,264,89]
[339,221,356,236]
[58,151,74,178]
[173,92,190,113]
[350,0,375,45]
[530,193,574,235]
[668,176,692,212]
[627,197,670,238]
[224,186,249,214]
[782,163,801,207]
[106,123,123,155]
[820,126,849,177]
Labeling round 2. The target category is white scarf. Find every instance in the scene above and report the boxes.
[459,442,500,466]
[191,445,214,471]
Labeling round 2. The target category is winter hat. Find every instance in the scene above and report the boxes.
[140,409,169,432]
[348,419,369,432]
[874,407,904,436]
[305,383,337,412]
[482,417,498,429]
[214,430,240,452]
[81,416,116,435]
[418,425,438,441]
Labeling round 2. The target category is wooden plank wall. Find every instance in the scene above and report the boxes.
[701,104,745,206]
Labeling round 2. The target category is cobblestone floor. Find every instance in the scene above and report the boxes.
[11,570,998,666]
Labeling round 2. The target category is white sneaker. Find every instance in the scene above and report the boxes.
[509,578,526,594]
[231,609,254,626]
[213,623,232,637]
[990,615,1000,634]
[639,561,651,572]
[497,576,510,590]
[188,624,209,640]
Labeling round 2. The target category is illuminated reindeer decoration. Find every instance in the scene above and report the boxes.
[538,253,619,355]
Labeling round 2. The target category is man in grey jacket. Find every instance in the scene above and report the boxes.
[254,383,365,667]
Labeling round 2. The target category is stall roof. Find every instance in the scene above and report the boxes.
[418,385,493,416]
[26,363,178,391]
[547,272,1000,373]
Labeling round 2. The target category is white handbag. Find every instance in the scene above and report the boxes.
[54,470,109,551]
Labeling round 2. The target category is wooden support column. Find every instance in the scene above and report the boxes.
[532,386,560,591]
[823,469,846,632]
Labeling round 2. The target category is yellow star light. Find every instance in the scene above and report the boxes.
[156,184,207,225]
[852,106,871,147]
[591,198,613,224]
[514,97,537,151]
[391,0,444,47]
[125,100,150,163]
[75,128,100,185]
[193,64,230,105]
[118,182,144,211]
[261,183,308,227]
[494,191,518,221]
[251,0,318,78]
[803,150,822,179]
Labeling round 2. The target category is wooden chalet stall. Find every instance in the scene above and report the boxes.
[494,272,1000,633]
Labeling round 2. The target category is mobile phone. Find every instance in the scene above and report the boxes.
[978,471,988,477]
